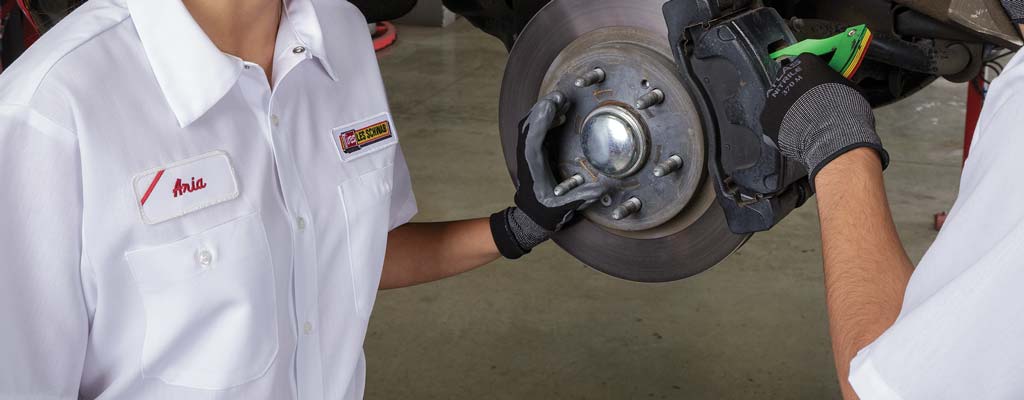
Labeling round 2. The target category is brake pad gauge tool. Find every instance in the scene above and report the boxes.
[770,24,874,78]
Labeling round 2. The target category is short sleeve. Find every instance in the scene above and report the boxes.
[388,145,417,231]
[849,62,1024,399]
[0,105,89,398]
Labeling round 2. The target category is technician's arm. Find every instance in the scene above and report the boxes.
[814,148,914,399]
[761,54,908,399]
[381,92,606,290]
[380,219,498,290]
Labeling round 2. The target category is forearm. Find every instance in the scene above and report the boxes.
[380,218,500,290]
[815,148,915,399]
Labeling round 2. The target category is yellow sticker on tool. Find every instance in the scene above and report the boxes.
[841,29,873,79]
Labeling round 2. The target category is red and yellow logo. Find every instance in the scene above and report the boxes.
[340,120,392,154]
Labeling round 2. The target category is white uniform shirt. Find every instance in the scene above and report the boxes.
[849,50,1024,399]
[0,0,417,398]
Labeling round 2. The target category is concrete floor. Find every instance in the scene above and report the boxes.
[366,20,966,399]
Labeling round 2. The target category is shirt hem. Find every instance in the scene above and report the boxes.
[849,353,905,400]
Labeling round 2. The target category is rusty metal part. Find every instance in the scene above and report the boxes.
[611,197,643,220]
[653,155,684,177]
[634,89,666,110]
[574,68,607,88]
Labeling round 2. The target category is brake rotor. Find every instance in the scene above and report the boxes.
[498,0,750,282]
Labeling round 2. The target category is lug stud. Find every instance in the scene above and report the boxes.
[553,174,585,197]
[635,89,665,110]
[574,68,606,88]
[611,197,642,220]
[653,155,684,177]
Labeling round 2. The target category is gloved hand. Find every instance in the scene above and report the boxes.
[761,54,889,187]
[1000,0,1024,24]
[490,92,608,259]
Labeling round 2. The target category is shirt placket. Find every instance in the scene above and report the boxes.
[240,43,325,400]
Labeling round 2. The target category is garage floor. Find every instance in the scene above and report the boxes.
[366,19,966,399]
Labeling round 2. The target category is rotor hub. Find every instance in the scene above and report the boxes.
[581,105,648,179]
[498,0,750,282]
[540,28,707,233]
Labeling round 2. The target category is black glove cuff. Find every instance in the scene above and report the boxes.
[490,208,529,260]
[1001,0,1024,23]
[808,142,890,190]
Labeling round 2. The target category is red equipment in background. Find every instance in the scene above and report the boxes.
[12,0,38,34]
[962,75,987,164]
[373,21,397,52]
[0,0,40,72]
[934,73,987,231]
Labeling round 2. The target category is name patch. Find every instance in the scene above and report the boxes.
[333,113,398,162]
[132,151,240,225]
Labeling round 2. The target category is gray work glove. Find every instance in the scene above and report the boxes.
[1001,0,1024,23]
[761,54,889,187]
[490,92,608,259]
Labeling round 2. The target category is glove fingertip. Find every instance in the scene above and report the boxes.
[560,182,610,203]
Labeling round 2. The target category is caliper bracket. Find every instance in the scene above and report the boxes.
[664,0,811,234]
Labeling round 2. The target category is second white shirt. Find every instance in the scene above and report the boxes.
[0,0,417,398]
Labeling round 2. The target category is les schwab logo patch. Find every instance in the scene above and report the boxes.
[333,113,398,162]
[340,120,392,154]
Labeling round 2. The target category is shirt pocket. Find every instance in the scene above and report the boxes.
[338,163,395,319]
[124,212,279,390]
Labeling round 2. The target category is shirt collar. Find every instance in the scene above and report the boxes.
[127,0,339,128]
[282,0,339,82]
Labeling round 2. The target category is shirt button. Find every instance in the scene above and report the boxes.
[303,321,314,335]
[270,115,280,126]
[197,249,213,267]
[292,46,306,54]
[296,216,307,231]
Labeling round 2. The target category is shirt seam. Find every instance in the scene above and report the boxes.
[0,104,78,141]
[15,16,131,109]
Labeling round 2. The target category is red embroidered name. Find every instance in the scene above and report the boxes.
[173,177,207,198]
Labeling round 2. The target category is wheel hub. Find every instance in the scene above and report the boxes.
[498,0,751,282]
[540,27,706,233]
[580,104,648,179]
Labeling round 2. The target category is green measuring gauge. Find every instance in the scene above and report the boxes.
[770,24,874,79]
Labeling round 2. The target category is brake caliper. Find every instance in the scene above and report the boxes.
[664,0,811,234]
